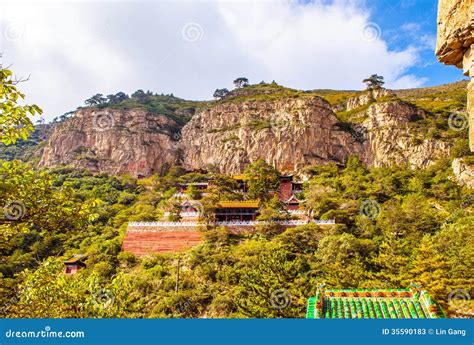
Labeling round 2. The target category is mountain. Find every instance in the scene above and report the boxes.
[181,84,457,173]
[2,81,470,180]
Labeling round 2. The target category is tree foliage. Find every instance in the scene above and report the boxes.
[363,74,385,90]
[0,68,42,145]
[0,156,472,318]
[213,88,229,100]
[233,77,249,88]
[244,159,280,201]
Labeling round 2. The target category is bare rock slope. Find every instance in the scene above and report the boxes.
[39,108,181,176]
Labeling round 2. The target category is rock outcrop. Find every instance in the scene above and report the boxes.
[180,97,367,174]
[452,157,474,187]
[180,96,452,174]
[39,91,456,177]
[436,0,473,150]
[345,88,393,111]
[364,101,451,168]
[39,108,181,176]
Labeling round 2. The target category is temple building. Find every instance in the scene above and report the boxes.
[284,194,303,211]
[232,174,250,193]
[278,175,303,200]
[306,286,443,319]
[215,200,260,221]
[63,254,87,275]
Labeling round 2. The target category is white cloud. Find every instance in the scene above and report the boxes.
[0,0,424,122]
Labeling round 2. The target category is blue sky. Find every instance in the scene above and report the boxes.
[368,0,465,86]
[0,0,467,122]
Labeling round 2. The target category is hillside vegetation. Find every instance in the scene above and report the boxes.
[1,157,472,318]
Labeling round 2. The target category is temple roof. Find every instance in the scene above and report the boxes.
[64,254,87,264]
[232,174,250,181]
[306,288,442,319]
[285,194,302,204]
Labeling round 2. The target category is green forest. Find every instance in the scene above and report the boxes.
[0,67,473,319]
[1,157,472,318]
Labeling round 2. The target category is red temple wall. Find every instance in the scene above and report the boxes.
[279,180,293,201]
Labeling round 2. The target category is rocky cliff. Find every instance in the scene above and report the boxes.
[364,101,451,168]
[436,0,473,150]
[452,157,474,188]
[180,95,452,174]
[36,82,468,177]
[180,96,366,174]
[345,87,392,111]
[39,108,182,176]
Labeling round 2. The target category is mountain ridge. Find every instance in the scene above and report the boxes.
[1,80,470,180]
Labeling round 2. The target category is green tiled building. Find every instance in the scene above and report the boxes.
[306,287,443,319]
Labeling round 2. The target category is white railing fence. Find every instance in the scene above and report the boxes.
[128,219,335,228]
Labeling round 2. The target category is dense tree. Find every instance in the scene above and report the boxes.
[363,74,385,89]
[85,93,107,106]
[235,244,306,317]
[131,90,153,102]
[213,88,229,100]
[409,235,450,303]
[0,151,472,319]
[244,159,280,201]
[0,67,42,145]
[233,77,249,88]
[107,92,129,104]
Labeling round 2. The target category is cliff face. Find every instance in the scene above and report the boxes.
[436,0,473,151]
[39,87,458,177]
[39,108,181,176]
[364,101,451,168]
[345,88,392,111]
[180,97,366,174]
[452,157,474,188]
[180,96,452,174]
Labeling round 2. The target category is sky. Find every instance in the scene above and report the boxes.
[0,0,467,122]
